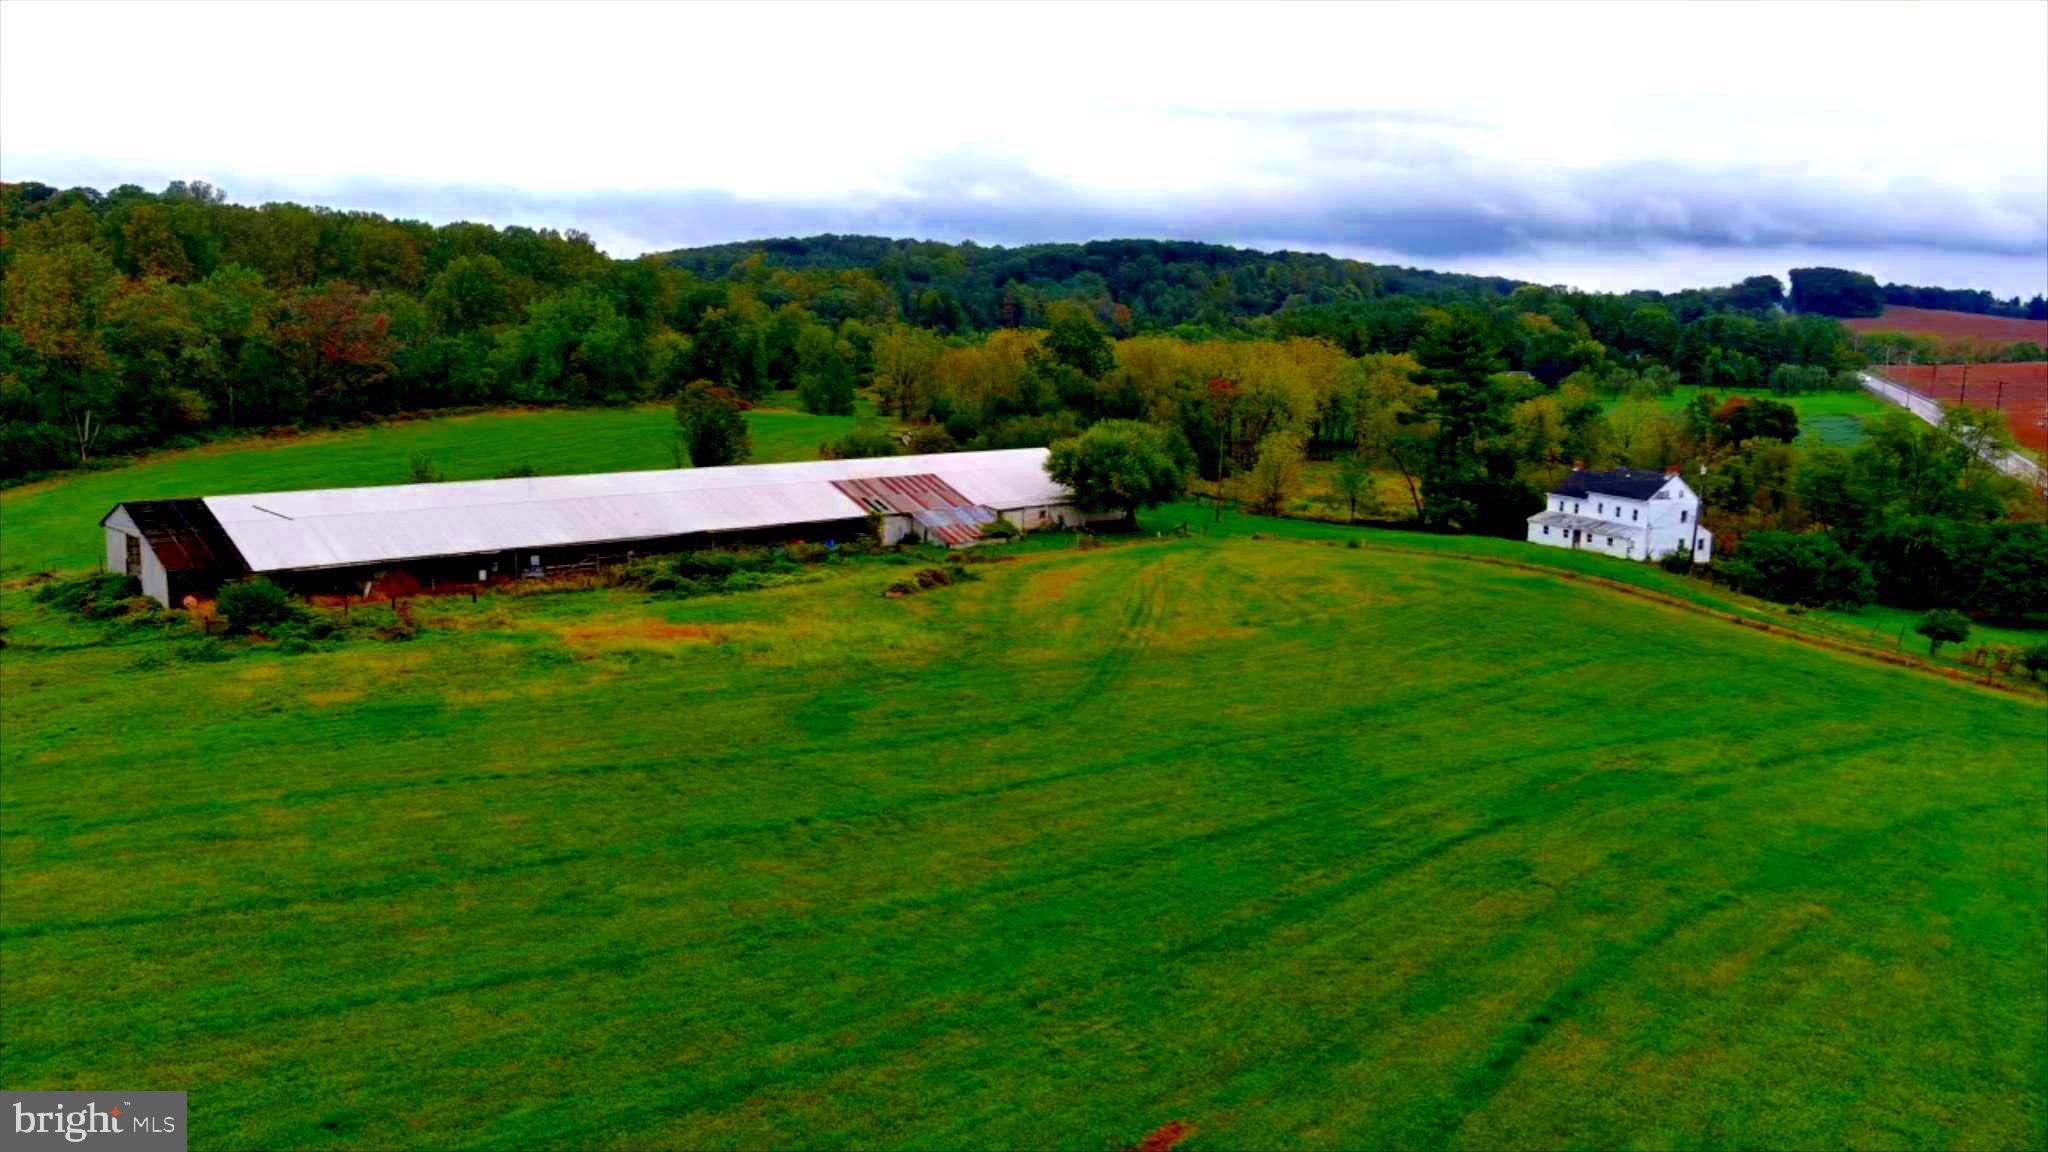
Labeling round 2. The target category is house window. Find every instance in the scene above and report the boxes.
[1597,502,1604,514]
[1542,526,1550,536]
[1573,503,1580,513]
[1632,509,1639,521]
[1681,509,1689,523]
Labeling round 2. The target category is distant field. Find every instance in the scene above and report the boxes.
[1875,363,2048,456]
[1843,306,2048,347]
[0,400,865,578]
[1610,386,1891,449]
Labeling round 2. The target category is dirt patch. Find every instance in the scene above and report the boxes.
[1130,1121,1193,1152]
[1026,565,1081,604]
[1844,306,2048,346]
[306,688,364,708]
[1877,362,2047,455]
[555,620,727,653]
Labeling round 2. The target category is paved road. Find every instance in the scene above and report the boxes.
[1859,372,2046,487]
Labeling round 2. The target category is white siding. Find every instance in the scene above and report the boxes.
[1528,473,1710,563]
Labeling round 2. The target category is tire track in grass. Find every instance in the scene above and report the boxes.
[1409,889,1742,1150]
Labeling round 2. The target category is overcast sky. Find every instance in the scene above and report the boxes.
[5,1,2044,297]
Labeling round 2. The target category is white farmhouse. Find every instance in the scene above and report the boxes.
[1525,466,1711,563]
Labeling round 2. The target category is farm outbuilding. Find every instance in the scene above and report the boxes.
[101,448,1107,606]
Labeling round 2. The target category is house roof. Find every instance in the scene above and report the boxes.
[1528,510,1643,538]
[1552,468,1675,501]
[99,499,249,574]
[166,448,1065,573]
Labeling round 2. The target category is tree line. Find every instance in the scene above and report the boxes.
[2,180,2042,624]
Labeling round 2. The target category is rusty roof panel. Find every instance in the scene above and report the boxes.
[114,499,249,574]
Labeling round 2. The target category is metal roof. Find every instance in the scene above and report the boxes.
[1552,468,1677,501]
[832,474,996,547]
[192,449,1066,572]
[1528,510,1643,538]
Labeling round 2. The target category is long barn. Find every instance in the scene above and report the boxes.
[102,448,1100,606]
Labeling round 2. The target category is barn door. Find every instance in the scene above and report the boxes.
[125,534,142,577]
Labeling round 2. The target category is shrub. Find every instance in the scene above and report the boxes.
[982,515,1021,541]
[783,541,827,564]
[34,572,142,618]
[901,425,956,454]
[823,421,900,460]
[1659,548,1695,575]
[2020,641,2048,682]
[672,550,763,580]
[407,451,444,483]
[215,577,298,632]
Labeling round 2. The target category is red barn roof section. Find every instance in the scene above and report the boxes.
[103,499,249,574]
[831,474,995,546]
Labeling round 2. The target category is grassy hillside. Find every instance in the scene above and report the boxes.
[4,521,2043,1148]
[0,400,865,578]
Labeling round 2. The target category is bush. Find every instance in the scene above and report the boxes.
[2021,641,2048,682]
[981,515,1021,541]
[1719,531,1875,609]
[1659,548,1696,575]
[823,421,899,460]
[34,572,142,618]
[671,549,763,580]
[721,571,770,593]
[215,577,298,632]
[901,425,956,454]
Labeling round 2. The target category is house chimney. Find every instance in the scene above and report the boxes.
[1572,460,1584,471]
[1665,465,1680,474]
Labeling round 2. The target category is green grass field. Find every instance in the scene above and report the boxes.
[1609,387,1893,449]
[3,411,2045,1150]
[0,400,865,578]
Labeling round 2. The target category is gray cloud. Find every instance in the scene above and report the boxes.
[308,144,2041,264]
[21,137,2047,295]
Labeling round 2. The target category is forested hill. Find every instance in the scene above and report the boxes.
[656,235,1526,331]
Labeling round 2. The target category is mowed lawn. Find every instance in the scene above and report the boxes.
[3,528,2044,1148]
[0,399,865,577]
[1608,387,1893,449]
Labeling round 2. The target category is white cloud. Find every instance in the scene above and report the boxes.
[3,1,2043,294]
